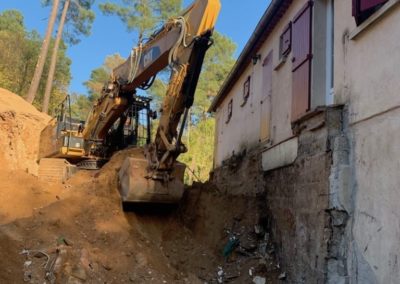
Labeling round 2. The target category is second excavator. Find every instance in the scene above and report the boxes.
[38,0,221,205]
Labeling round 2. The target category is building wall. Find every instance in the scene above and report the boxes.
[214,64,261,166]
[333,1,400,283]
[213,0,400,282]
[214,0,319,167]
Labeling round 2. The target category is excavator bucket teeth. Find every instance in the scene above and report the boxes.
[118,156,186,205]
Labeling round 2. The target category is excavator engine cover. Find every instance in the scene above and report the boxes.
[118,154,186,204]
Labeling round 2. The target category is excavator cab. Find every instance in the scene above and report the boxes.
[39,95,85,161]
[105,96,153,153]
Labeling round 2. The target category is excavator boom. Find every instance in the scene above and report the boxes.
[82,0,221,204]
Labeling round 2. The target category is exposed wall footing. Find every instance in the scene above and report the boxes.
[211,106,356,283]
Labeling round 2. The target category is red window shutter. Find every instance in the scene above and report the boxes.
[279,23,292,58]
[291,1,313,121]
[353,0,388,25]
[360,0,388,12]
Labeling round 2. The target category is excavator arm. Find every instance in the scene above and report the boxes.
[82,0,221,204]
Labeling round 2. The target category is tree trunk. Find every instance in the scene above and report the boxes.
[42,0,70,114]
[25,0,60,104]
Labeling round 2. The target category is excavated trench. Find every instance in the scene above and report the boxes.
[0,89,282,283]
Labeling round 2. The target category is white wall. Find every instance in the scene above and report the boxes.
[334,1,400,282]
[214,0,315,167]
[214,0,327,167]
[214,64,261,165]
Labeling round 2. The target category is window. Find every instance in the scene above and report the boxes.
[279,22,292,59]
[353,0,388,25]
[226,99,233,123]
[242,76,251,105]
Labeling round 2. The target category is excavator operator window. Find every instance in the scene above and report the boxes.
[63,135,84,149]
[124,98,152,147]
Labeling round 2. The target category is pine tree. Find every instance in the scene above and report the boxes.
[26,0,60,104]
[41,0,95,113]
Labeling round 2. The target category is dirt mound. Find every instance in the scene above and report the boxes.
[0,88,50,175]
[0,160,281,283]
[0,94,281,283]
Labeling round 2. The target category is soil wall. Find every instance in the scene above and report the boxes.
[0,88,49,175]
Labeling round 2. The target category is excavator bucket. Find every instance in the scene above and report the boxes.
[118,152,186,204]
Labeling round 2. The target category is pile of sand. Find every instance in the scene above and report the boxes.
[0,88,50,175]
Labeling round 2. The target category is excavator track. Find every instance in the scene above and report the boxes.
[77,159,108,170]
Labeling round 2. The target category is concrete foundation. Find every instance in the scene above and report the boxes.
[212,106,351,283]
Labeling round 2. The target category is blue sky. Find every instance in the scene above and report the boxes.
[0,0,271,95]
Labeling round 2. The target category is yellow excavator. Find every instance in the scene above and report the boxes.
[38,0,221,205]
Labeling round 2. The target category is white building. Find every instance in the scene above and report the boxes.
[209,0,400,282]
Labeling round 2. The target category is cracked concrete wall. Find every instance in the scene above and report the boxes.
[263,106,346,283]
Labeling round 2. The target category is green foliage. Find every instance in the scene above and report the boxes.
[99,0,182,39]
[0,10,25,33]
[0,10,71,114]
[194,32,236,116]
[175,32,236,183]
[70,93,92,120]
[42,0,95,45]
[178,118,215,184]
[84,53,125,101]
[157,0,183,21]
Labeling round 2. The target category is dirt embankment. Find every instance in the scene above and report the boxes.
[0,89,281,284]
[0,88,50,175]
[0,90,60,224]
[0,148,281,284]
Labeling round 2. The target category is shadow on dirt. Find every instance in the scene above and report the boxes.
[121,202,178,216]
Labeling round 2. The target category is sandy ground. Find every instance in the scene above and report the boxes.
[0,90,282,283]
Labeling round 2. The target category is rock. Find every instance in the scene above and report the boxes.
[217,267,224,283]
[278,272,287,280]
[254,225,264,235]
[23,260,32,268]
[66,275,84,284]
[55,248,68,270]
[253,276,266,284]
[258,242,268,256]
[57,236,73,246]
[102,263,112,271]
[23,271,32,282]
[80,249,90,270]
[71,265,87,281]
